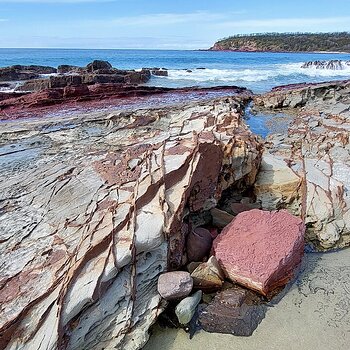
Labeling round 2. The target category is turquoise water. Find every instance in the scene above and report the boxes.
[1,49,350,92]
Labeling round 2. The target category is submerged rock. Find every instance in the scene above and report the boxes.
[213,209,305,296]
[175,290,202,325]
[199,286,266,336]
[158,272,194,301]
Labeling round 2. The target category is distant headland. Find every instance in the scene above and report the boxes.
[209,32,350,53]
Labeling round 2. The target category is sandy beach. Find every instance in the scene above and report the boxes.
[145,248,350,350]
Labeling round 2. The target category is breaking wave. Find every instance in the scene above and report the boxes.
[162,63,350,84]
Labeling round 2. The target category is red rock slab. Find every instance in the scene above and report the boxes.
[213,209,305,296]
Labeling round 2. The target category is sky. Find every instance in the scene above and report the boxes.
[1,0,350,49]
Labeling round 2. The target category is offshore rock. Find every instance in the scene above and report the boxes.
[213,209,305,296]
[175,290,202,325]
[0,95,262,349]
[301,60,350,70]
[158,272,193,301]
[255,79,350,250]
[0,64,56,82]
[199,286,266,336]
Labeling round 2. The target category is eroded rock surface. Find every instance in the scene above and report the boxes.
[0,96,262,349]
[254,79,350,250]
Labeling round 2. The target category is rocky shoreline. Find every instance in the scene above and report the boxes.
[0,66,349,350]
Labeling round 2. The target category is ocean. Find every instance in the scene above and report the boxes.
[1,48,350,93]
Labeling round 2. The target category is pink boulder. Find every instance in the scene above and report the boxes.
[213,209,305,296]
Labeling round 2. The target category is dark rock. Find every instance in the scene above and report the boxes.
[49,75,83,88]
[186,69,193,73]
[57,65,83,74]
[15,79,50,92]
[0,65,56,82]
[199,286,266,336]
[301,60,350,70]
[151,69,168,77]
[210,208,234,229]
[86,60,113,72]
[63,85,90,98]
[186,227,213,262]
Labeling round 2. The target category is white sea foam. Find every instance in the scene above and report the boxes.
[161,63,350,84]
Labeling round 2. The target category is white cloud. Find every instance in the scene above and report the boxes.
[218,16,350,32]
[89,11,241,27]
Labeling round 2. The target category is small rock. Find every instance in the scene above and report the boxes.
[158,271,193,301]
[186,227,213,262]
[191,256,225,292]
[175,290,202,325]
[199,286,266,336]
[210,208,234,228]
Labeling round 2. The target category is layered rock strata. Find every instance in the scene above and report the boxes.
[0,96,262,349]
[254,79,350,250]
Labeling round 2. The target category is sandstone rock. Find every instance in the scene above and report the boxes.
[213,209,305,295]
[175,290,202,325]
[255,79,350,250]
[210,208,234,228]
[186,228,213,262]
[158,272,193,301]
[0,95,262,349]
[199,286,266,336]
[191,256,225,291]
[254,152,302,213]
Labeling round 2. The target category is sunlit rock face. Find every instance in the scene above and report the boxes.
[0,96,262,350]
[254,79,350,250]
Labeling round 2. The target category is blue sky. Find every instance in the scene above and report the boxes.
[1,0,350,49]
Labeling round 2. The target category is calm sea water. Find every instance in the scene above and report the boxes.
[1,48,350,93]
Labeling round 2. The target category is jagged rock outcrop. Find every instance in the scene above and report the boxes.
[254,79,350,250]
[0,61,151,93]
[0,65,57,82]
[301,60,350,70]
[0,96,262,349]
[0,85,250,120]
[254,79,350,114]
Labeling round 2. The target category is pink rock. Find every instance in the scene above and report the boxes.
[157,271,193,301]
[213,209,305,296]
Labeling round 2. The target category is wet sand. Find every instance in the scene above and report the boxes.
[144,248,350,350]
